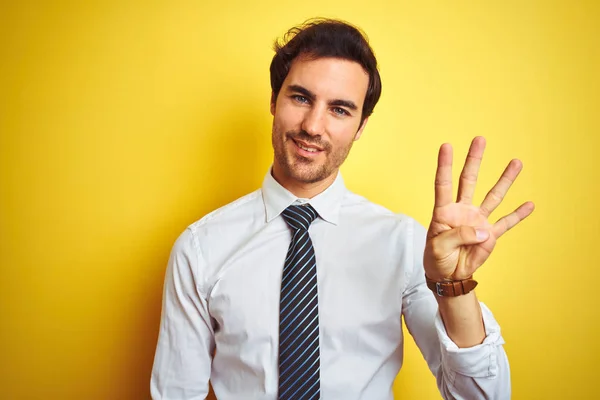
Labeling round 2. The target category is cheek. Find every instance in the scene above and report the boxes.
[273,117,289,141]
[329,125,360,147]
[275,104,304,130]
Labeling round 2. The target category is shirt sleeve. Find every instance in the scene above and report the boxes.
[401,218,511,400]
[151,227,215,400]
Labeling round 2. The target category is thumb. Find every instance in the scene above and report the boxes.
[434,226,490,253]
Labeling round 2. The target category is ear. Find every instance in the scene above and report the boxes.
[354,117,369,141]
[270,92,276,116]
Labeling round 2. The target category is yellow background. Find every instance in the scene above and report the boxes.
[1,1,598,399]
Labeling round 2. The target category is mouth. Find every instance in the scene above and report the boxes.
[291,139,324,157]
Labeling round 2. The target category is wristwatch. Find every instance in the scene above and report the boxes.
[425,276,478,297]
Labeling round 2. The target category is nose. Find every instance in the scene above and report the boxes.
[301,105,326,136]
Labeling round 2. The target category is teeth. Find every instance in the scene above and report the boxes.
[298,142,318,152]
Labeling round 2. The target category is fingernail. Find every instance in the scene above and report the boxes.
[476,229,489,240]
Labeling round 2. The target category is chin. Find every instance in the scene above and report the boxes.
[273,143,332,184]
[287,162,329,184]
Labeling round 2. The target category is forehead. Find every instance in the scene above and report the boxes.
[283,57,369,106]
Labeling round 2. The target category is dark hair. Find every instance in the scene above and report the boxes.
[270,18,382,125]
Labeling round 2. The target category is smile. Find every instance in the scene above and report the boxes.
[297,142,319,152]
[292,139,323,154]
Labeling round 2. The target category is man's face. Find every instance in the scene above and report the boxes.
[270,56,369,186]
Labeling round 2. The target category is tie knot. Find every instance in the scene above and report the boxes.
[281,204,318,231]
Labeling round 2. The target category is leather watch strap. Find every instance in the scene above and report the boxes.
[425,276,478,297]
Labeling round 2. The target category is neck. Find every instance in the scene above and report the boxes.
[272,164,338,199]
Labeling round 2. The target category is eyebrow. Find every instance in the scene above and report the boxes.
[287,84,358,111]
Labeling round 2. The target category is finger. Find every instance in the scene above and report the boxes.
[480,159,523,217]
[492,201,535,238]
[431,225,490,256]
[457,136,486,204]
[434,143,453,208]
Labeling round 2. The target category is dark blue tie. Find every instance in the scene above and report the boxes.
[278,204,320,400]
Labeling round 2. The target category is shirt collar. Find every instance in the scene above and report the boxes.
[262,167,347,225]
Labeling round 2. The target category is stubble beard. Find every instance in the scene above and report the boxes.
[272,128,354,184]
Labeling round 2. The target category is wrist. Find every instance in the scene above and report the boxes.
[425,275,478,297]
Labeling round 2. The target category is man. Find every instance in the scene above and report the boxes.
[151,18,534,399]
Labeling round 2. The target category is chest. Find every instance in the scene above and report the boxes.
[206,222,408,344]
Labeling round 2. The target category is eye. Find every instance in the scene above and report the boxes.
[292,95,309,104]
[332,107,350,116]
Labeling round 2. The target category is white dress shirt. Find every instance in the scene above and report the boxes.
[151,169,511,400]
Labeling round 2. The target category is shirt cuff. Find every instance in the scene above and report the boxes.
[434,302,505,378]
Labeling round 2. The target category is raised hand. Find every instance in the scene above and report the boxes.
[423,136,535,282]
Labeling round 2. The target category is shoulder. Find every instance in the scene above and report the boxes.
[343,191,424,227]
[169,189,263,254]
[188,188,263,234]
[179,188,265,263]
[341,190,429,249]
[168,189,264,288]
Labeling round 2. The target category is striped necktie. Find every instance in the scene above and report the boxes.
[278,204,321,400]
